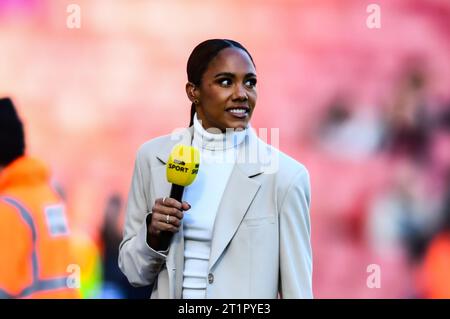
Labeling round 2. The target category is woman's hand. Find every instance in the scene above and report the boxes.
[146,197,191,249]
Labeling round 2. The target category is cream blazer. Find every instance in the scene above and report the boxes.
[118,126,312,298]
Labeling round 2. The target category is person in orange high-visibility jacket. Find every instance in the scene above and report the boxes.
[0,97,80,298]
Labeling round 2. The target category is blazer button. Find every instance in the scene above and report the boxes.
[208,273,214,284]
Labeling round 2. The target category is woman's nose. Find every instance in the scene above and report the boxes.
[232,84,248,101]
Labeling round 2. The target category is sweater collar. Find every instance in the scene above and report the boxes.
[193,113,248,151]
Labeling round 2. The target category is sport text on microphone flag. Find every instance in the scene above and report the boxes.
[166,144,200,187]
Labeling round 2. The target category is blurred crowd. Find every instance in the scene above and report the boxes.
[312,66,450,298]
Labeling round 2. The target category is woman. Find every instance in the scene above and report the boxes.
[119,39,312,298]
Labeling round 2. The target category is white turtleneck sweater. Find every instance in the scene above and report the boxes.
[182,113,247,299]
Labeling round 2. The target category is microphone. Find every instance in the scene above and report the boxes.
[159,144,200,250]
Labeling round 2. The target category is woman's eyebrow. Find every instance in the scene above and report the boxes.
[214,72,257,78]
[214,72,235,78]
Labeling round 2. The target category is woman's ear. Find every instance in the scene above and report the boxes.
[185,82,199,104]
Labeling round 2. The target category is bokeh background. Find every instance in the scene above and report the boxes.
[1,0,449,298]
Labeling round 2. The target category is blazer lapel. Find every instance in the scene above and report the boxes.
[153,127,193,299]
[208,130,264,270]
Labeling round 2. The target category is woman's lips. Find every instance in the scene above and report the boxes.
[227,111,248,119]
[226,108,249,119]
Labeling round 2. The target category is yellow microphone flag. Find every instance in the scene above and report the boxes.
[166,144,200,187]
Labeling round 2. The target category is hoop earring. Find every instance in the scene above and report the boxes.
[194,99,199,105]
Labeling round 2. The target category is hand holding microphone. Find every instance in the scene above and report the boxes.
[147,144,200,251]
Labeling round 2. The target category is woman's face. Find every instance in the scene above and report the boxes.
[195,47,257,132]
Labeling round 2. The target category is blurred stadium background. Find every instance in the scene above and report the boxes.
[1,0,449,298]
